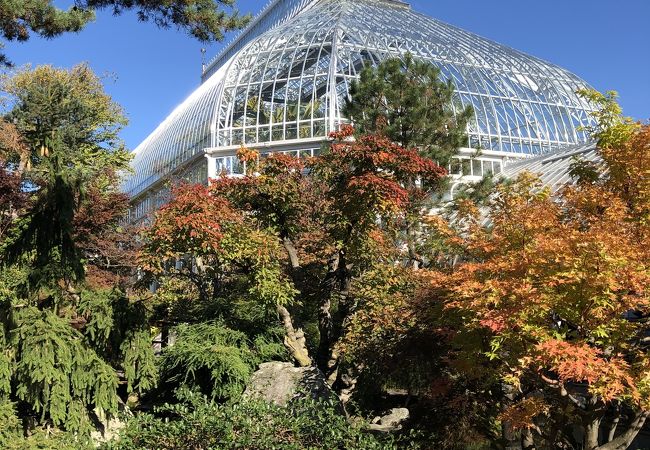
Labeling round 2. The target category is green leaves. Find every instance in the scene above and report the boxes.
[0,0,251,65]
[0,1,93,42]
[79,289,157,394]
[103,396,400,450]
[1,64,131,288]
[83,0,251,42]
[0,66,147,436]
[121,328,157,394]
[11,307,118,431]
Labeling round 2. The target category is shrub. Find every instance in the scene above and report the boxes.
[157,321,285,402]
[104,392,403,449]
[0,399,89,450]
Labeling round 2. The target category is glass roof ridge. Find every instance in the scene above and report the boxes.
[202,0,321,82]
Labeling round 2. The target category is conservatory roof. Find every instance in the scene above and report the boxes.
[503,141,601,191]
[123,0,597,198]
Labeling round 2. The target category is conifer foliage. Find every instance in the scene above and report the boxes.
[344,53,473,166]
[0,65,155,438]
[0,0,251,65]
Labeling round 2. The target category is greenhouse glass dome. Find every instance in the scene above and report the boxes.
[124,0,597,219]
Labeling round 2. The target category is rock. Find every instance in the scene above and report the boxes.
[367,408,410,432]
[244,361,341,408]
[91,415,127,445]
[380,408,410,427]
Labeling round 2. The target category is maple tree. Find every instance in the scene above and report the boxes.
[213,147,325,271]
[140,182,307,366]
[141,125,449,401]
[421,102,650,448]
[141,57,465,409]
[309,125,447,380]
[139,57,467,413]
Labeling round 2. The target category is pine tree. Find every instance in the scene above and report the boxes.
[343,53,473,166]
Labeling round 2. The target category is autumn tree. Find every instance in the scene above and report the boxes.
[0,0,250,64]
[309,126,447,378]
[0,65,155,437]
[422,93,650,449]
[160,56,466,401]
[344,54,473,269]
[140,130,447,404]
[136,56,468,428]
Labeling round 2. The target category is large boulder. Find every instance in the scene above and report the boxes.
[244,362,340,408]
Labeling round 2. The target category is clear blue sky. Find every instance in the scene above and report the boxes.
[6,0,650,150]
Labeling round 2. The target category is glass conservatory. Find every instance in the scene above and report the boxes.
[123,0,597,220]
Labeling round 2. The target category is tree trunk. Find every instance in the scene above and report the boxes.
[282,236,300,269]
[316,253,339,372]
[333,363,360,404]
[406,217,423,270]
[598,410,649,450]
[276,305,311,367]
[607,413,620,443]
[584,417,601,450]
[317,295,333,372]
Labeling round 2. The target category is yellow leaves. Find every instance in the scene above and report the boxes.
[498,397,549,430]
[0,120,28,164]
[634,359,650,409]
[578,89,649,234]
[601,125,650,230]
[339,265,422,360]
[235,145,260,175]
[454,198,481,222]
[422,145,650,406]
[577,89,637,147]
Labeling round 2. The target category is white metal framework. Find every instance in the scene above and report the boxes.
[503,142,600,192]
[123,0,597,218]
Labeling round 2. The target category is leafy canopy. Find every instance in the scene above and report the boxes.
[1,64,131,286]
[423,115,650,448]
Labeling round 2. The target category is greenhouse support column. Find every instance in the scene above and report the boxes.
[206,154,217,183]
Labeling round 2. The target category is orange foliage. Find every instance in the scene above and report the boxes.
[427,154,650,409]
[499,397,549,431]
[601,124,650,230]
[235,144,259,165]
[140,183,242,272]
[312,125,447,237]
[532,340,636,403]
